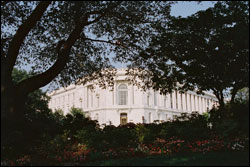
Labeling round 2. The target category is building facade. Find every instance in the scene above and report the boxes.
[48,68,218,126]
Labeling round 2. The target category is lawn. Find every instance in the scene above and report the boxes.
[83,151,249,166]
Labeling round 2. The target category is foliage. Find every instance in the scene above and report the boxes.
[1,69,62,160]
[101,123,137,150]
[2,102,249,165]
[127,1,249,108]
[160,112,210,142]
[1,1,173,94]
[234,87,249,104]
[63,108,99,143]
[2,69,248,163]
[209,100,249,138]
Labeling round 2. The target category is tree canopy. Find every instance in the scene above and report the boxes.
[1,1,248,112]
[127,1,249,107]
[1,1,173,90]
[1,1,174,115]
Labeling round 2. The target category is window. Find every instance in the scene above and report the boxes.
[194,95,196,111]
[175,91,178,109]
[197,96,199,111]
[147,93,150,106]
[185,93,188,111]
[87,87,89,108]
[180,93,183,110]
[158,113,160,120]
[132,86,134,105]
[91,90,93,107]
[154,91,157,106]
[112,90,114,105]
[120,113,127,125]
[97,96,100,108]
[170,93,173,109]
[149,112,152,123]
[118,84,128,105]
[164,96,167,108]
[95,113,99,121]
[147,94,149,106]
[190,94,192,111]
[166,114,168,121]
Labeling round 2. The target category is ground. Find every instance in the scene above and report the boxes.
[82,151,249,166]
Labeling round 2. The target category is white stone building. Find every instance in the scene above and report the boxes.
[48,68,218,126]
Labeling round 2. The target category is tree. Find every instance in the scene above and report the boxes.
[2,68,62,159]
[1,2,173,116]
[234,87,249,104]
[127,1,249,108]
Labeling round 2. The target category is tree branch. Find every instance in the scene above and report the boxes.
[16,22,88,95]
[14,1,124,96]
[83,37,129,49]
[5,1,51,81]
[84,1,123,26]
[16,50,70,94]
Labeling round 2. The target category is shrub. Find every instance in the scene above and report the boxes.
[209,101,249,138]
[160,112,210,141]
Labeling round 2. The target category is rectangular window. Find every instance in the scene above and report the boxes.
[147,95,150,106]
[164,96,167,108]
[154,91,157,106]
[112,90,114,105]
[194,95,196,111]
[190,94,192,111]
[185,93,188,111]
[175,91,178,109]
[201,97,203,112]
[97,97,99,108]
[119,91,128,105]
[180,93,183,110]
[132,86,134,105]
[197,96,199,111]
[87,88,89,108]
[149,113,151,123]
[91,90,93,107]
[170,93,173,109]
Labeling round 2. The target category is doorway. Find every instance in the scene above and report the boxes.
[120,113,128,125]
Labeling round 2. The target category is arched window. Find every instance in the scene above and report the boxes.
[118,84,128,105]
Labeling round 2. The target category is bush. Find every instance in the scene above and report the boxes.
[160,112,210,141]
[209,101,249,138]
[101,123,137,150]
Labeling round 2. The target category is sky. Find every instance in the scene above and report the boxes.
[170,1,216,17]
[17,1,216,92]
[115,1,216,69]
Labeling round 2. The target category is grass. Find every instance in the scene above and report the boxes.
[83,151,249,166]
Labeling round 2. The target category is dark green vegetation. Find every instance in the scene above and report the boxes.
[1,68,249,166]
[84,152,249,166]
[128,1,249,108]
[1,1,173,117]
[1,1,249,166]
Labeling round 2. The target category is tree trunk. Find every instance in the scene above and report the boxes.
[1,84,27,120]
[213,89,225,109]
